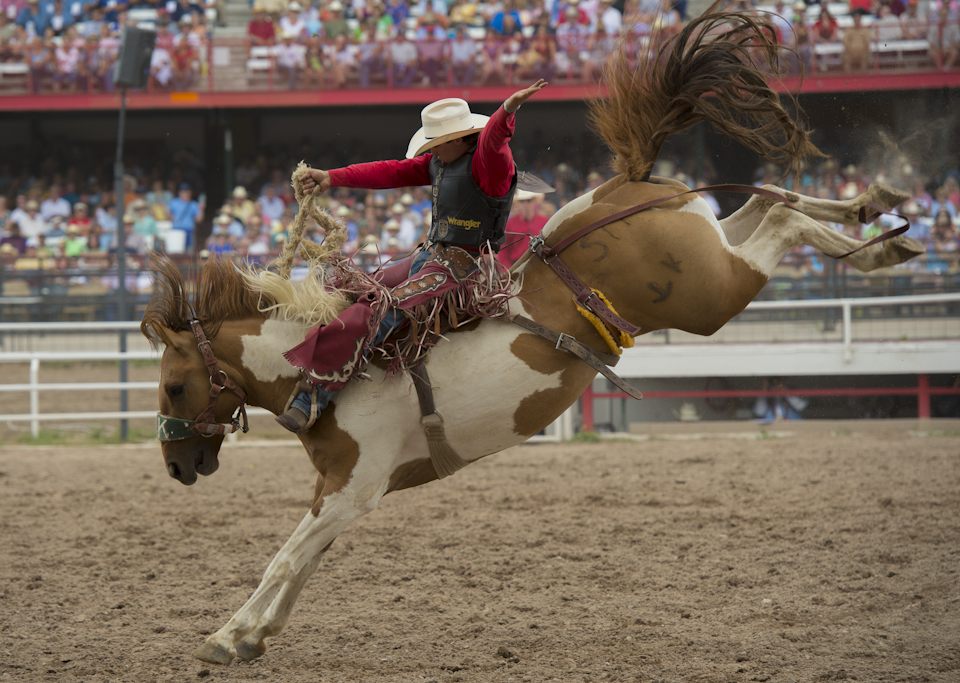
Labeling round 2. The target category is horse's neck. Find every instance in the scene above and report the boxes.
[216,317,308,414]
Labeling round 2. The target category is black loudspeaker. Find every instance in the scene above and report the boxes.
[114,26,156,89]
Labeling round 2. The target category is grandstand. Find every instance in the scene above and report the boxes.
[0,0,958,427]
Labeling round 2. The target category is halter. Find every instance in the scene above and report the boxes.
[156,320,250,442]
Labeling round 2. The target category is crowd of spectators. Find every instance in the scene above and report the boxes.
[0,0,214,92]
[238,0,960,89]
[0,134,957,290]
[3,0,959,95]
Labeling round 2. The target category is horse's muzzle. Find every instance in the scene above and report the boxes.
[164,447,219,486]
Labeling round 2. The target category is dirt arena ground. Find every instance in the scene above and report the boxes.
[1,426,959,683]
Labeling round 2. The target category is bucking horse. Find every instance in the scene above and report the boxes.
[142,6,922,664]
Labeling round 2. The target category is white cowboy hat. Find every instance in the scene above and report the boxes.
[514,189,543,202]
[405,98,490,159]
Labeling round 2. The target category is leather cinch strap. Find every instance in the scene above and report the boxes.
[509,314,643,400]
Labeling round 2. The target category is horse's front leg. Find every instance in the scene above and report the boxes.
[720,182,910,247]
[193,476,390,665]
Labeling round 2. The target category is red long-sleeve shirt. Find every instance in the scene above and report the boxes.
[328,105,517,197]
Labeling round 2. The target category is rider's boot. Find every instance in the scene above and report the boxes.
[275,386,335,433]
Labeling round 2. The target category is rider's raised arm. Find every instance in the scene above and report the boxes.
[329,155,433,190]
[472,79,547,198]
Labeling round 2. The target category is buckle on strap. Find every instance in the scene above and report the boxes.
[555,332,570,350]
[529,235,545,254]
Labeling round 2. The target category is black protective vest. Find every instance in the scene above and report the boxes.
[427,148,518,251]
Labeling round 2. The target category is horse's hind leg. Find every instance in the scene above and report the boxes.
[720,183,910,247]
[735,203,924,276]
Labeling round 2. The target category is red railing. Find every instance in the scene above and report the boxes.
[581,375,960,429]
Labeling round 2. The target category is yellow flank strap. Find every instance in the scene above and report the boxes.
[574,289,636,356]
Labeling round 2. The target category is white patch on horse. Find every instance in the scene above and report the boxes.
[240,318,308,382]
[334,316,564,472]
[541,188,598,240]
[675,194,735,251]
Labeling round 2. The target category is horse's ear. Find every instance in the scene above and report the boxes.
[143,323,188,353]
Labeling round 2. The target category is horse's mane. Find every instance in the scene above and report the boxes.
[141,255,350,347]
[590,1,823,183]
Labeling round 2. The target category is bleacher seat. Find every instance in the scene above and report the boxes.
[0,63,29,92]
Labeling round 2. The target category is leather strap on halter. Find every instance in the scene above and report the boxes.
[188,320,249,438]
[533,184,911,342]
[509,314,643,400]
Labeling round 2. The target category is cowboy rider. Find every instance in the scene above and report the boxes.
[276,79,548,433]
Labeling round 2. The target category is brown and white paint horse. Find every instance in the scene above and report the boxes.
[142,7,922,665]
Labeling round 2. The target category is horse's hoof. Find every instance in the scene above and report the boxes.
[869,183,910,211]
[236,640,267,661]
[888,235,925,263]
[193,640,235,665]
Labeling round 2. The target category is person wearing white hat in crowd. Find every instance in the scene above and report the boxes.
[278,79,548,432]
[496,188,548,268]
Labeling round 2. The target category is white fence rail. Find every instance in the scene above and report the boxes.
[1,293,957,439]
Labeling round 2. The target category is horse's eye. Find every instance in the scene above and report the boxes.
[166,384,186,399]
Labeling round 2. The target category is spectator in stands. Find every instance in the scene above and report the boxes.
[900,0,926,39]
[257,182,286,222]
[18,199,47,238]
[304,33,326,87]
[449,23,477,86]
[229,185,258,223]
[80,32,101,91]
[115,212,148,254]
[0,196,9,233]
[170,29,197,89]
[927,208,958,270]
[928,5,959,69]
[96,21,119,91]
[498,189,548,267]
[415,17,445,85]
[813,6,840,42]
[787,7,815,74]
[53,24,83,91]
[413,0,448,24]
[26,34,54,92]
[207,214,235,254]
[0,222,28,255]
[754,377,807,423]
[875,3,904,41]
[357,22,386,88]
[273,31,306,88]
[479,30,505,84]
[770,0,793,43]
[449,0,480,27]
[598,0,622,35]
[388,29,417,87]
[383,0,408,28]
[45,0,75,36]
[278,1,307,39]
[517,25,555,81]
[930,185,957,221]
[843,9,873,72]
[150,38,175,88]
[167,182,204,249]
[16,0,43,36]
[95,198,116,249]
[67,201,92,234]
[40,184,71,221]
[415,10,446,38]
[489,0,522,34]
[247,5,276,50]
[366,2,393,38]
[62,223,87,256]
[323,0,351,39]
[328,32,358,88]
[131,198,157,240]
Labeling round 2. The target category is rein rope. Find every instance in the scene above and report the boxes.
[156,321,250,442]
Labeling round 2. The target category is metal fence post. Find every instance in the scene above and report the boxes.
[29,357,40,437]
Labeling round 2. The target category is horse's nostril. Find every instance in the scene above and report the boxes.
[195,450,204,469]
[167,462,181,479]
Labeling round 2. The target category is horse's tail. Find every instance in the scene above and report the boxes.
[589,2,823,183]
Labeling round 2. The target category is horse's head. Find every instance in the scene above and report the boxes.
[148,323,247,485]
